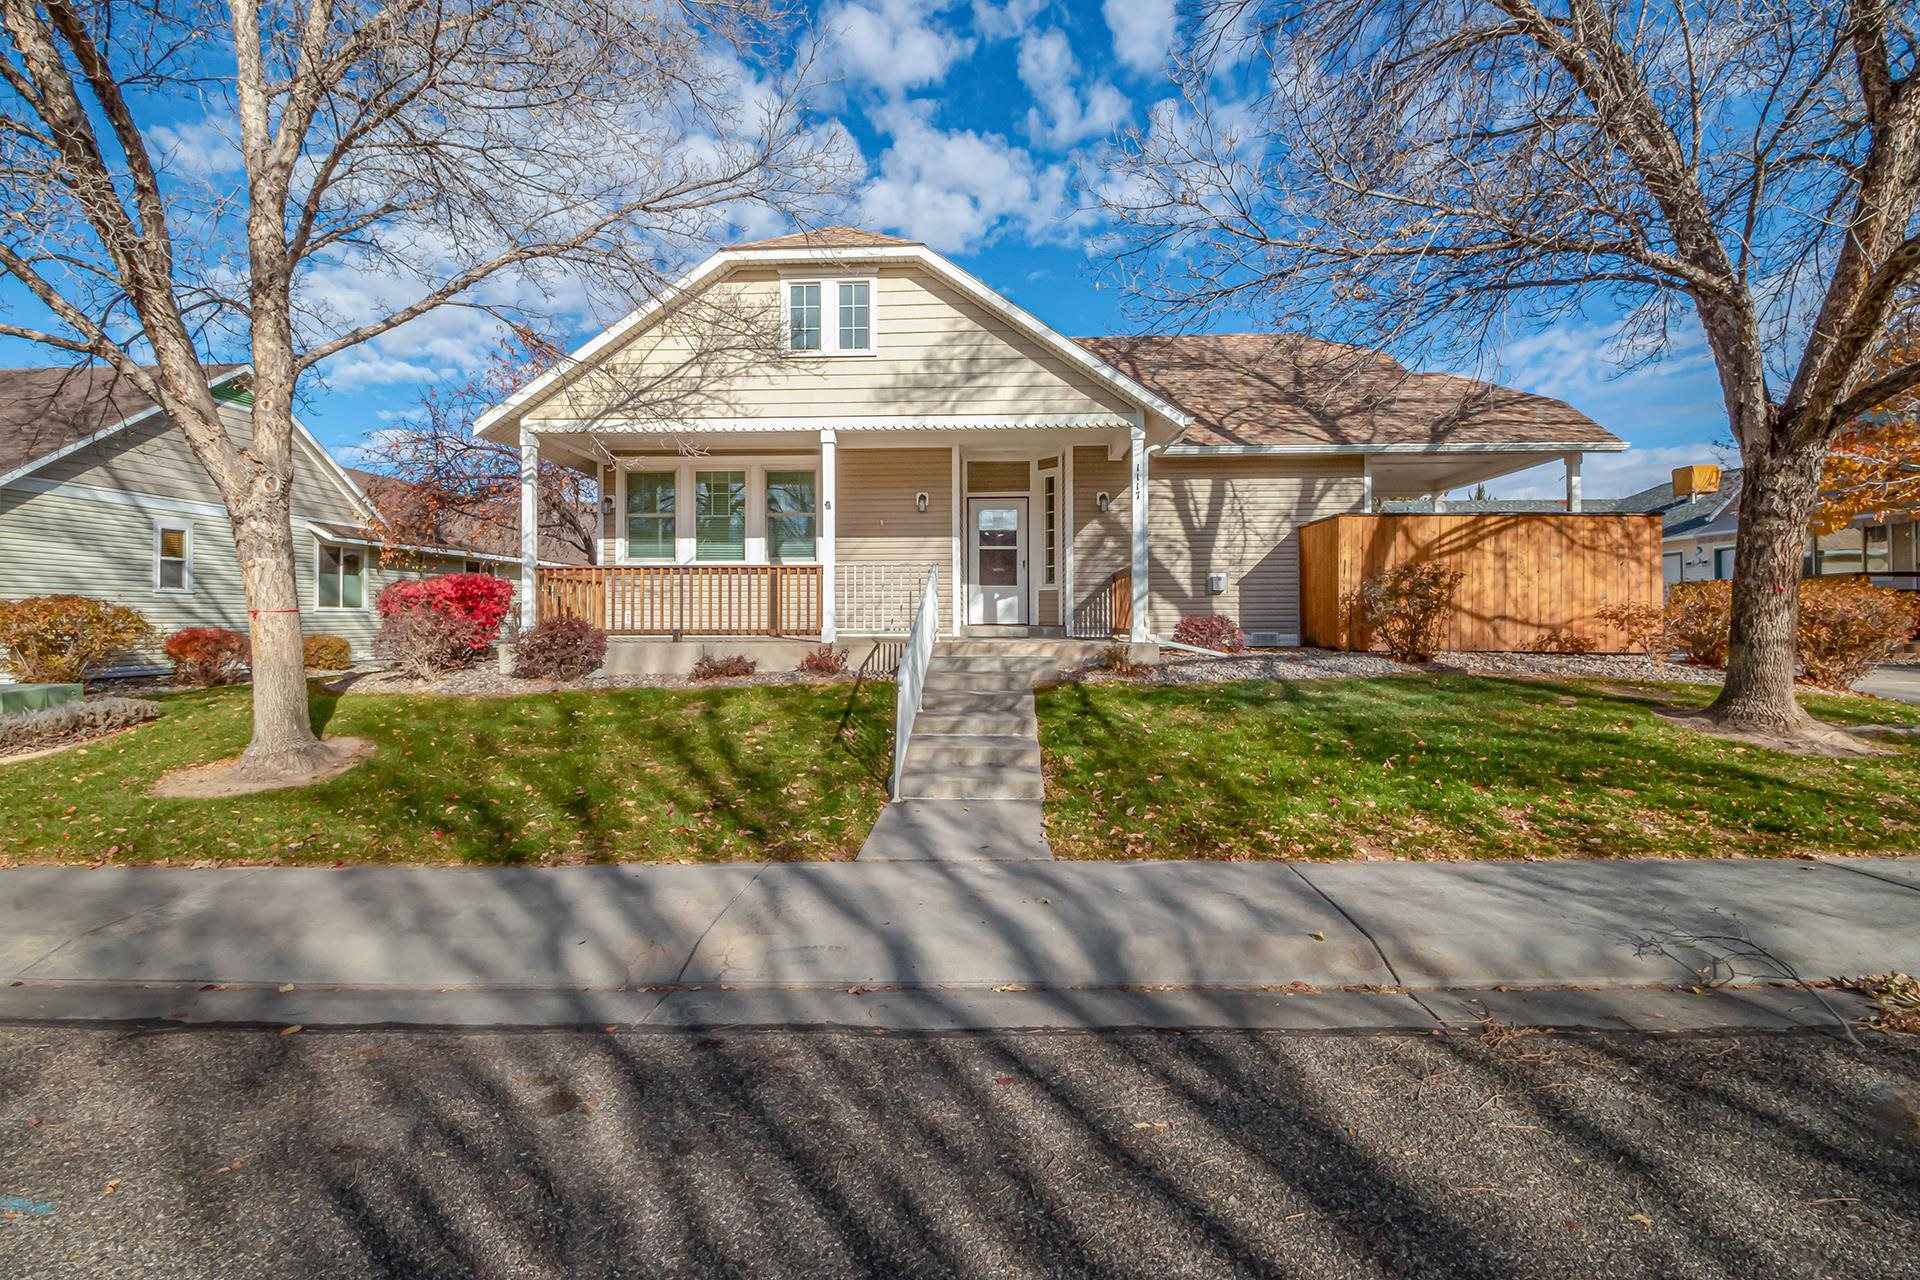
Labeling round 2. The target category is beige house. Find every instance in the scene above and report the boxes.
[477,228,1626,661]
[0,366,524,675]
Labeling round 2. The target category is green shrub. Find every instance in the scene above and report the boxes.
[1345,563,1464,663]
[1798,578,1911,688]
[303,634,352,670]
[0,595,153,685]
[0,696,160,756]
[1664,581,1732,667]
[164,627,250,687]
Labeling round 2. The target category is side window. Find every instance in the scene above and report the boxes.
[1042,472,1058,586]
[788,282,821,351]
[154,520,192,592]
[317,542,366,608]
[837,281,871,350]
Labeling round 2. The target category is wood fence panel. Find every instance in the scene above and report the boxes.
[1297,514,1662,652]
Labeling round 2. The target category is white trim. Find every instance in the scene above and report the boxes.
[0,366,252,489]
[949,446,962,637]
[1062,444,1076,633]
[779,274,878,357]
[526,413,1133,434]
[1128,416,1150,644]
[151,517,194,594]
[313,538,371,613]
[520,438,540,626]
[819,429,837,642]
[1161,441,1630,456]
[966,496,1029,626]
[474,243,1193,440]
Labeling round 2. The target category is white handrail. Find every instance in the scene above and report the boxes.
[890,564,941,798]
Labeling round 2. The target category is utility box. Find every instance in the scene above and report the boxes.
[1671,464,1721,497]
[1206,572,1228,595]
[0,683,83,716]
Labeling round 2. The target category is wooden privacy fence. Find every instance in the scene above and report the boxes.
[537,565,823,636]
[1299,514,1663,653]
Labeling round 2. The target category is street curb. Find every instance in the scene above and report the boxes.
[0,981,1870,1034]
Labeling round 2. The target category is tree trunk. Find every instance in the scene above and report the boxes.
[1705,439,1826,733]
[229,490,334,778]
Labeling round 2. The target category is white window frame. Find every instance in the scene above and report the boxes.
[152,518,193,594]
[615,456,822,566]
[781,274,878,356]
[314,539,370,611]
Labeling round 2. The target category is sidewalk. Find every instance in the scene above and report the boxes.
[2,857,1914,1030]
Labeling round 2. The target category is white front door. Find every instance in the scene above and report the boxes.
[968,498,1027,625]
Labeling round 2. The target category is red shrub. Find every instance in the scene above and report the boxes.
[376,573,513,649]
[163,626,251,687]
[797,645,848,676]
[1171,613,1247,652]
[513,616,608,680]
[375,608,485,680]
[689,653,756,681]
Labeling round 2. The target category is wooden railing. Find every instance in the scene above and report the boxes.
[1066,568,1133,639]
[537,565,823,636]
[1110,569,1133,636]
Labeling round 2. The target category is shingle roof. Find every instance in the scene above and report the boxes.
[1595,469,1743,535]
[1072,334,1622,451]
[731,225,920,252]
[1381,497,1575,514]
[0,364,243,478]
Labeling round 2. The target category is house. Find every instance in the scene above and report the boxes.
[0,365,525,676]
[473,227,1628,666]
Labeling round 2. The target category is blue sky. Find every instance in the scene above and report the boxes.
[3,0,1737,499]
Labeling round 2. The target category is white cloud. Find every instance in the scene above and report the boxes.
[1018,28,1130,147]
[822,1,975,96]
[971,0,1047,40]
[1102,0,1176,74]
[146,118,241,179]
[857,102,1079,253]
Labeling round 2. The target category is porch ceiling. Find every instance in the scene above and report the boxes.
[1367,449,1581,499]
[527,423,1140,467]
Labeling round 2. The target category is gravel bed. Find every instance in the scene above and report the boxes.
[1079,646,1418,685]
[330,664,852,697]
[1430,651,1728,686]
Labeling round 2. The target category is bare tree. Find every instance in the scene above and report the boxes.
[0,0,851,780]
[1097,0,1920,735]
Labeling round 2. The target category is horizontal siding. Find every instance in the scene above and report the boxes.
[1149,456,1366,641]
[529,264,1137,422]
[33,403,368,525]
[1070,446,1131,635]
[966,460,1030,492]
[837,447,954,632]
[0,487,516,670]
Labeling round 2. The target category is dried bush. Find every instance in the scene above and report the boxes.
[0,594,153,685]
[1664,581,1732,668]
[1798,578,1912,688]
[164,627,250,687]
[512,616,609,680]
[0,696,160,756]
[689,653,756,681]
[1171,613,1247,652]
[375,607,485,680]
[376,573,514,650]
[797,645,848,676]
[1345,563,1464,663]
[303,634,353,670]
[1101,640,1147,678]
[1596,600,1670,658]
[1529,627,1596,655]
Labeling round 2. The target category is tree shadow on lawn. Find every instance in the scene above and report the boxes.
[1036,674,1920,859]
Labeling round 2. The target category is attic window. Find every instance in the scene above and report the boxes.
[785,277,874,355]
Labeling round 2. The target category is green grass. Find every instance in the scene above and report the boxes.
[0,680,893,865]
[1036,674,1920,861]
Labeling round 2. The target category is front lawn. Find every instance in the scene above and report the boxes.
[1037,675,1920,860]
[0,681,892,865]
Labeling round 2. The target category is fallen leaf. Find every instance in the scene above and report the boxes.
[278,1024,303,1036]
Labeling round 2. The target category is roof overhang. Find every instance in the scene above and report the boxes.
[0,365,254,490]
[303,521,526,565]
[473,243,1194,446]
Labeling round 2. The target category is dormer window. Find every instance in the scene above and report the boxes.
[785,276,875,355]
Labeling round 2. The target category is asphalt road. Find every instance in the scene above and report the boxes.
[1,1026,1916,1278]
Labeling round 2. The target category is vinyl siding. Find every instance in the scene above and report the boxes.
[837,447,955,632]
[1070,446,1131,635]
[1149,456,1365,642]
[0,486,516,672]
[966,460,1029,492]
[34,404,368,525]
[524,263,1138,423]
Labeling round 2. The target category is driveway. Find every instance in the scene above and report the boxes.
[1855,664,1920,705]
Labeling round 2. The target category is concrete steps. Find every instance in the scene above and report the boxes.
[895,762,1044,802]
[903,733,1041,772]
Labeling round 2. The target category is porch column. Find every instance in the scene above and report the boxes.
[1129,418,1150,643]
[819,428,837,643]
[1430,491,1447,513]
[1360,454,1373,510]
[520,433,540,628]
[1564,452,1583,513]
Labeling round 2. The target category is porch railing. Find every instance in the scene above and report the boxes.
[836,561,935,634]
[537,565,823,636]
[891,565,941,798]
[1069,568,1132,639]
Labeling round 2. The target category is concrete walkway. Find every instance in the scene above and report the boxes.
[1856,663,1920,705]
[1,857,1914,1029]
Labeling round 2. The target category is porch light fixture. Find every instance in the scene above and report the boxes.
[915,491,929,513]
[599,495,615,514]
[1095,491,1111,513]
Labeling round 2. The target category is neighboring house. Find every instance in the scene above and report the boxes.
[475,226,1628,656]
[0,366,523,676]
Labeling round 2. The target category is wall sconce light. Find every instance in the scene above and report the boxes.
[1095,491,1111,513]
[599,495,615,515]
[915,491,929,513]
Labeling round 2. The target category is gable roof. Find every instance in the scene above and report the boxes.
[0,364,246,481]
[1074,334,1625,452]
[1597,468,1743,535]
[730,225,920,252]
